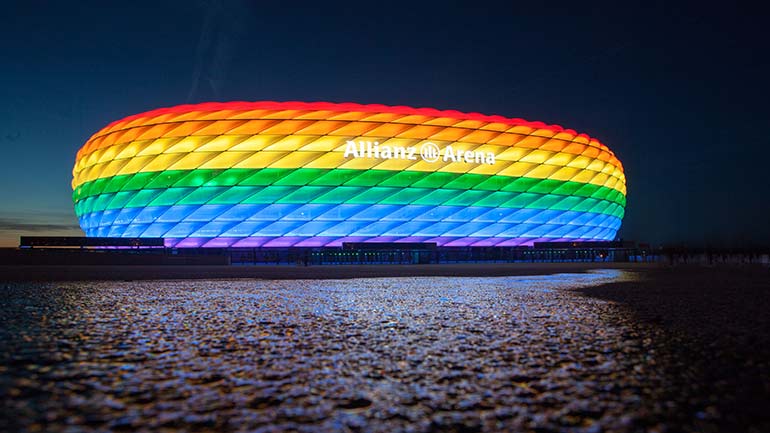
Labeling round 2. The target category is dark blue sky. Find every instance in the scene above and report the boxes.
[1,1,768,247]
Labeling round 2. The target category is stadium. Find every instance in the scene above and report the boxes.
[71,101,626,248]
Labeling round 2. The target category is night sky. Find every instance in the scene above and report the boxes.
[1,1,768,248]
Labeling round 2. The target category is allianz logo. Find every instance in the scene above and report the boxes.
[343,140,496,165]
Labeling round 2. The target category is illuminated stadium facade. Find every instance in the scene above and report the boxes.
[72,101,626,248]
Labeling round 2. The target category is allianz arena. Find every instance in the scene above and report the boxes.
[72,101,626,248]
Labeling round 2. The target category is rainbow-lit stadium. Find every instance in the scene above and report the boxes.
[72,101,626,248]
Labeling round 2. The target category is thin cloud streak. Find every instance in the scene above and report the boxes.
[0,218,81,233]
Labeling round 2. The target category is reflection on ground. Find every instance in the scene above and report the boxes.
[1,269,758,432]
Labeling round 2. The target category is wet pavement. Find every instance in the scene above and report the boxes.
[1,268,768,432]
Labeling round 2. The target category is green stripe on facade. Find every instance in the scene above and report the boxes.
[74,168,626,206]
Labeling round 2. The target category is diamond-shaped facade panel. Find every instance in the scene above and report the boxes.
[72,101,626,247]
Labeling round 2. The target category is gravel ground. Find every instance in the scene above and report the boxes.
[0,262,654,281]
[0,268,768,432]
